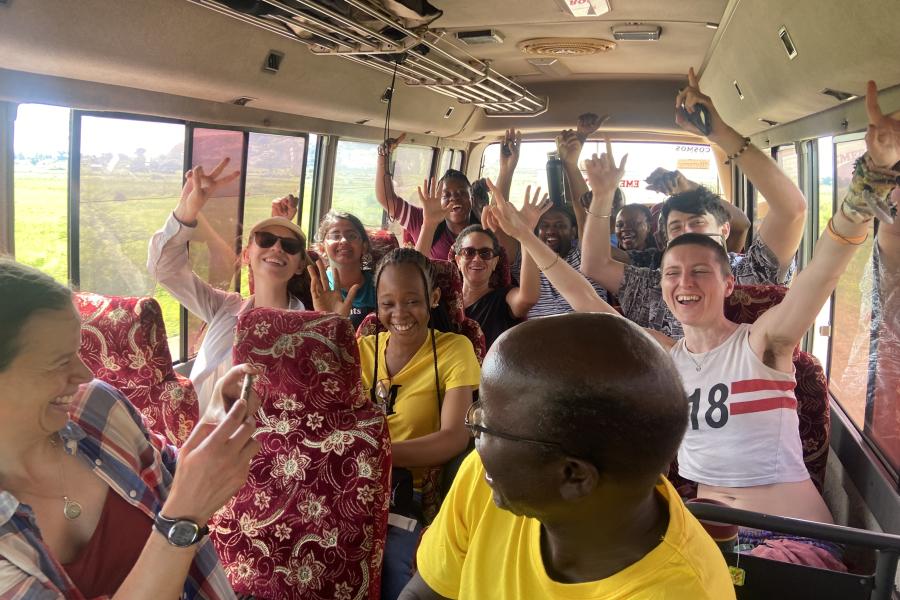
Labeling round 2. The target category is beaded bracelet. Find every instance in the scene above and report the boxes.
[724,137,751,164]
[538,254,561,271]
[826,217,868,246]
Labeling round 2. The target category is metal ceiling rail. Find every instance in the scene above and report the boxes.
[188,0,548,116]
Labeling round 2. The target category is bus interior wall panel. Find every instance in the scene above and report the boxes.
[701,0,900,140]
[0,102,13,256]
[0,0,477,138]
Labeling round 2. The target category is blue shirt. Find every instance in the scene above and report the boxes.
[327,268,377,330]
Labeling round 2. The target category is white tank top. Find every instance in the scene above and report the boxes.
[670,323,810,487]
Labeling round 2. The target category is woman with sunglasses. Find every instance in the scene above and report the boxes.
[356,247,480,600]
[149,157,309,412]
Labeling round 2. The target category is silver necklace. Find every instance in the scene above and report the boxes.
[49,435,82,520]
[685,348,711,372]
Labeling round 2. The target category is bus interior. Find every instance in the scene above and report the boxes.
[1,0,900,597]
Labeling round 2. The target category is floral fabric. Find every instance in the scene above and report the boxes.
[211,309,391,600]
[73,292,198,446]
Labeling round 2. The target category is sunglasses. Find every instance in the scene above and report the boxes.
[252,231,304,255]
[457,247,496,260]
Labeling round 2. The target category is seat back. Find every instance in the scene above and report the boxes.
[211,309,391,600]
[74,293,199,446]
[367,228,400,265]
[356,258,487,363]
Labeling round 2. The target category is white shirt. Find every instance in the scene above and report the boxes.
[148,213,304,411]
[670,324,809,487]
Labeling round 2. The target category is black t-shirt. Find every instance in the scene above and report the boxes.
[464,287,521,350]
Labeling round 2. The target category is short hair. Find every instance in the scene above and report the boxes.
[662,232,733,278]
[439,168,471,189]
[618,203,652,223]
[470,178,490,207]
[315,210,370,249]
[660,187,730,229]
[539,205,577,228]
[0,258,74,372]
[487,313,688,480]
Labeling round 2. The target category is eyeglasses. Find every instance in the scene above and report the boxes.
[464,401,561,449]
[253,231,304,255]
[324,230,362,243]
[457,247,496,260]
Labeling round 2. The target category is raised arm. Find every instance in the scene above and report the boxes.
[375,134,407,220]
[491,129,522,261]
[677,67,806,269]
[579,141,629,295]
[561,113,607,241]
[414,178,449,256]
[751,81,899,363]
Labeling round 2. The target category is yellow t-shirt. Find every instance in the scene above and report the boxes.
[358,330,481,483]
[417,453,736,600]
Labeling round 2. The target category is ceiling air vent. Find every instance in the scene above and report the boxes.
[519,38,616,57]
[455,29,504,45]
[611,24,662,41]
[733,80,744,100]
[232,97,255,106]
[759,118,779,127]
[778,26,797,59]
[263,51,284,73]
[444,106,455,119]
[822,88,858,102]
[527,57,572,77]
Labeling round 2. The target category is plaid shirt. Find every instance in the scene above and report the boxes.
[0,380,235,600]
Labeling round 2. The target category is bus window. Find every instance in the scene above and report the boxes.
[451,150,465,171]
[438,149,453,177]
[77,114,186,356]
[300,134,318,237]
[811,137,834,365]
[753,144,799,237]
[240,132,307,298]
[332,140,381,228]
[480,141,721,208]
[13,104,71,284]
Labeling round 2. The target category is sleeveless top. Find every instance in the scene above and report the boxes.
[64,488,154,597]
[670,323,809,487]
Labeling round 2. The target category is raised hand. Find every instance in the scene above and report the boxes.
[308,258,359,317]
[583,138,628,198]
[162,363,261,524]
[378,132,407,157]
[674,67,728,140]
[556,129,583,167]
[174,157,241,225]
[519,185,553,230]
[865,81,900,169]
[499,128,522,172]
[576,112,609,142]
[484,179,531,240]
[418,177,449,225]
[645,168,699,195]
[270,194,299,220]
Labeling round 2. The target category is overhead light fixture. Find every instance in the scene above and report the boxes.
[555,0,610,18]
[778,26,797,59]
[455,29,504,45]
[705,22,719,29]
[611,24,662,41]
[527,57,572,77]
[759,118,779,127]
[821,88,858,102]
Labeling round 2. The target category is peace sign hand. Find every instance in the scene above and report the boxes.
[865,81,900,170]
[583,138,628,198]
[483,179,531,240]
[175,157,241,225]
[674,67,727,141]
[308,258,360,318]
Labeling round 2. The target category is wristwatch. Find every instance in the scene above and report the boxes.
[154,513,209,548]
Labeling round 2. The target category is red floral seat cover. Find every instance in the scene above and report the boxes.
[670,284,830,495]
[73,293,198,446]
[211,309,391,600]
[367,228,400,265]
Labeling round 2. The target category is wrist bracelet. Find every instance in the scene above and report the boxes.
[583,205,611,219]
[826,217,868,245]
[537,254,561,271]
[724,137,751,164]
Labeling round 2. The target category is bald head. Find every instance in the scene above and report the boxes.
[483,313,687,480]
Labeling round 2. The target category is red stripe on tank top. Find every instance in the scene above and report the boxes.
[730,396,798,415]
[731,379,796,393]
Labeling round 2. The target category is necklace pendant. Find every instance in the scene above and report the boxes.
[63,497,82,520]
[696,365,702,372]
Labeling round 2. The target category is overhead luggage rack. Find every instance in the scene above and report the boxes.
[189,0,549,116]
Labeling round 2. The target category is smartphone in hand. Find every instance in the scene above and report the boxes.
[679,103,712,136]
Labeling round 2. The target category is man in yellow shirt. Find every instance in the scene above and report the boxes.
[400,313,736,599]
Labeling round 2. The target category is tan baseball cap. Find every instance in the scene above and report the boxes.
[248,217,306,243]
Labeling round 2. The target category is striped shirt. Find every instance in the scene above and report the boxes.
[0,380,234,600]
[512,246,608,319]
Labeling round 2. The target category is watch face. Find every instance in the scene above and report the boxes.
[168,521,200,547]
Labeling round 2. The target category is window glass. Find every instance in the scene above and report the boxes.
[392,144,434,206]
[753,144,798,238]
[812,137,834,366]
[481,141,720,207]
[13,104,71,283]
[451,150,464,171]
[828,138,873,432]
[186,128,244,355]
[240,133,306,297]
[438,150,453,177]
[332,140,382,228]
[78,115,186,355]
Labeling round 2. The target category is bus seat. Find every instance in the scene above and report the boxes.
[367,228,400,265]
[688,501,900,600]
[356,258,487,364]
[74,292,199,446]
[212,309,391,600]
[669,284,830,494]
